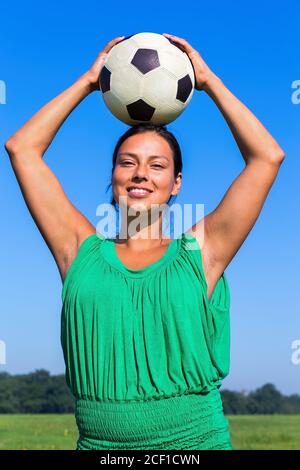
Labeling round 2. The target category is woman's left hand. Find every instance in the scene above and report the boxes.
[162,33,216,91]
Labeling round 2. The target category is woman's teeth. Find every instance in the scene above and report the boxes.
[127,188,152,197]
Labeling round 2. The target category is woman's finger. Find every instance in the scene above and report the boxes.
[162,33,191,49]
[162,33,195,54]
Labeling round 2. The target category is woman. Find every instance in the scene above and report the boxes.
[5,34,285,450]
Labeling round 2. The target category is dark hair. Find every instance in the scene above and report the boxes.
[105,123,183,208]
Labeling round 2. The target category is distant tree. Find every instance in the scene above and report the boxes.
[0,372,18,413]
[247,383,284,414]
[221,390,249,414]
[282,394,300,413]
[0,370,74,413]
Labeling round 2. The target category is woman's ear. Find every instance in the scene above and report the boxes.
[172,173,182,196]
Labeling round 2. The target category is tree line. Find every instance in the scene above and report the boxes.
[0,370,299,414]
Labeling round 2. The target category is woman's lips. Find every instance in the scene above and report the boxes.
[127,189,152,198]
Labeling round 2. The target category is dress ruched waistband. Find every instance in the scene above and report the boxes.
[75,389,233,450]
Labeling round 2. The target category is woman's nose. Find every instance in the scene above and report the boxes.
[132,168,148,180]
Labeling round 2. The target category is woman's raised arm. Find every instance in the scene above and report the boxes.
[4,36,125,282]
[163,33,285,297]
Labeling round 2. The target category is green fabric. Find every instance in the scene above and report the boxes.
[60,231,232,450]
[75,388,233,450]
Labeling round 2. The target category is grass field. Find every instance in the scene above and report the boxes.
[0,414,299,450]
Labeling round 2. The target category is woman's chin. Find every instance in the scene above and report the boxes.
[127,201,150,212]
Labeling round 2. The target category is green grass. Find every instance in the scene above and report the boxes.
[0,414,78,450]
[0,414,299,450]
[229,415,300,450]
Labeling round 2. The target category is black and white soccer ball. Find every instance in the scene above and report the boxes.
[99,32,195,126]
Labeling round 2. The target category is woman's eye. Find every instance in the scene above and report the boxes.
[121,161,163,168]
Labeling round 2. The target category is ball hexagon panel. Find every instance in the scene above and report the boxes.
[182,52,196,83]
[152,102,184,125]
[142,68,179,106]
[106,41,138,71]
[110,65,143,103]
[131,49,160,74]
[102,91,129,123]
[132,32,167,49]
[158,49,190,79]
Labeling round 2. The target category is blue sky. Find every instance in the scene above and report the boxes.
[0,0,299,394]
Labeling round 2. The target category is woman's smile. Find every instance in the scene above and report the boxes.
[127,187,153,198]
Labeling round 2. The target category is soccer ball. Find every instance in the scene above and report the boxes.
[99,32,195,126]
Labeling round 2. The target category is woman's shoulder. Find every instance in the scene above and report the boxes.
[77,223,105,246]
[61,228,105,296]
[180,229,230,306]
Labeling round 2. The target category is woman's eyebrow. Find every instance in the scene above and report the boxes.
[118,152,169,161]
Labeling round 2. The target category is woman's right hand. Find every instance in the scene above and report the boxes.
[83,36,125,92]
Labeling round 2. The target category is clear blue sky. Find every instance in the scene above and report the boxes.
[0,0,299,395]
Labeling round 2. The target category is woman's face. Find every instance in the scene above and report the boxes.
[112,132,182,212]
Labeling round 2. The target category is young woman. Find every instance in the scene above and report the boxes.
[5,34,285,450]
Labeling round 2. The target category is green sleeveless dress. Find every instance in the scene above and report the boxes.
[61,231,233,450]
